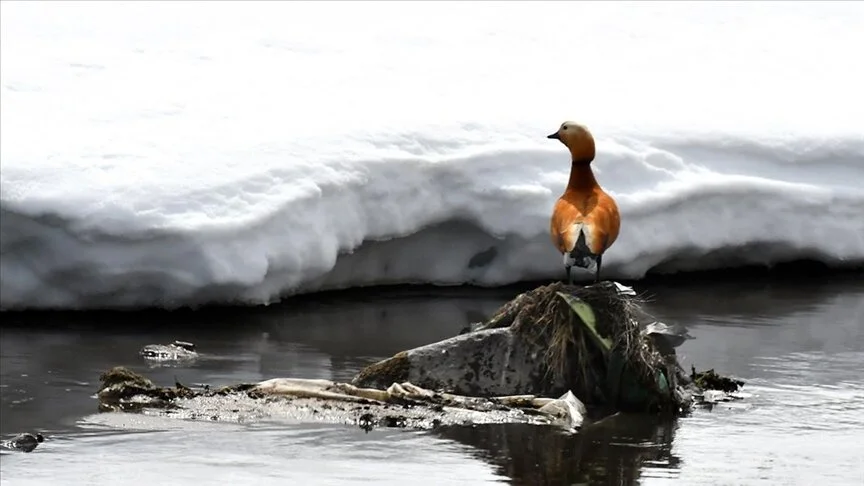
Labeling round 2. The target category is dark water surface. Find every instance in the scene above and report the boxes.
[1,276,863,485]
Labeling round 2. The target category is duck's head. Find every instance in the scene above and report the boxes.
[547,121,595,163]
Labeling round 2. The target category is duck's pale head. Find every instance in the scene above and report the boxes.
[547,121,596,163]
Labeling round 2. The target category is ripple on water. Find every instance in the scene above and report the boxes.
[662,350,864,485]
[0,424,505,486]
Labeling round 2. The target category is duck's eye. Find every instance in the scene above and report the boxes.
[562,126,568,131]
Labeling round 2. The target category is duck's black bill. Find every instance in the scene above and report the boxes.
[547,132,560,140]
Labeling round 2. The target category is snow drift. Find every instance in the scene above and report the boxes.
[1,2,863,310]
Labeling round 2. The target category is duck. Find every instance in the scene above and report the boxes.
[547,121,620,284]
[2,432,44,453]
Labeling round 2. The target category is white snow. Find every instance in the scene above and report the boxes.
[1,2,863,310]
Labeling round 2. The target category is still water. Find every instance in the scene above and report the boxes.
[1,275,863,485]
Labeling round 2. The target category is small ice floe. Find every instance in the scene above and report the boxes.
[139,340,199,364]
[1,433,44,453]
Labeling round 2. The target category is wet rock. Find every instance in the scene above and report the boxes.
[1,433,45,453]
[347,352,410,393]
[355,281,747,418]
[97,366,197,411]
[352,327,563,398]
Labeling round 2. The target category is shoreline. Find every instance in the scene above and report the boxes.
[1,259,861,316]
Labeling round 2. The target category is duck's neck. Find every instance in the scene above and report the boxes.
[567,158,598,191]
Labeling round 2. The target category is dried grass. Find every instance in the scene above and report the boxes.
[488,281,679,410]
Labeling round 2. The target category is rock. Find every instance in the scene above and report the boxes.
[354,282,696,414]
[352,327,564,398]
[97,366,196,411]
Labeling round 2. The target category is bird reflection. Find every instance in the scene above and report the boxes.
[431,413,680,486]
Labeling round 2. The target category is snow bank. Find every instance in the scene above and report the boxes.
[3,135,862,310]
[1,2,863,309]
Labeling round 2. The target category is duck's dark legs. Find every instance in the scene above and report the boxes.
[594,254,603,283]
[565,265,573,285]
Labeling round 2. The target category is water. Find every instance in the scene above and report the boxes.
[2,275,863,485]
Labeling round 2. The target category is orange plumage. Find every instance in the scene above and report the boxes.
[547,121,620,283]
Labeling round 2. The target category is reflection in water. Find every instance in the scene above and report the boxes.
[435,413,680,486]
[639,274,863,324]
[246,289,507,382]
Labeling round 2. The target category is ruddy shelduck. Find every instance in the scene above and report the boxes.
[547,121,620,284]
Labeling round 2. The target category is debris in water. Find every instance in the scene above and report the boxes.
[690,366,745,393]
[139,340,199,364]
[93,367,586,432]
